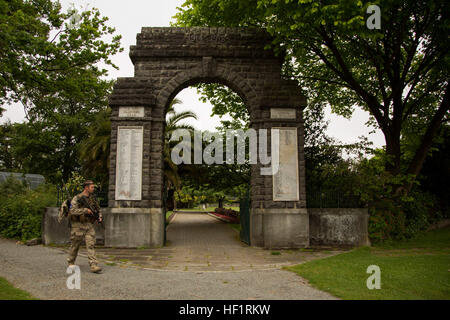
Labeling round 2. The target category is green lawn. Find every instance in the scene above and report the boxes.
[229,223,241,232]
[165,210,173,221]
[285,227,450,300]
[0,277,36,300]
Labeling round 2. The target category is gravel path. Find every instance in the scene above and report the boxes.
[0,237,337,300]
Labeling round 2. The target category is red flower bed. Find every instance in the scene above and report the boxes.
[214,207,239,217]
[209,208,240,223]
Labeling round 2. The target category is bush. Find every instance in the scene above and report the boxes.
[0,176,57,241]
[368,190,443,243]
[403,190,442,238]
[368,199,406,243]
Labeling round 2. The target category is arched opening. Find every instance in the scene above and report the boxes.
[162,81,251,248]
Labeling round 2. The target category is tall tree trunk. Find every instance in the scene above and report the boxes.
[402,84,450,193]
[384,128,402,176]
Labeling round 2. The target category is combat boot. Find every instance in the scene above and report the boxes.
[90,264,102,273]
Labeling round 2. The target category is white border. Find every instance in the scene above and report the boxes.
[115,126,143,201]
[118,106,145,118]
[270,108,296,119]
[271,127,299,201]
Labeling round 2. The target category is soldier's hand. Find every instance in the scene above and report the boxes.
[86,209,93,215]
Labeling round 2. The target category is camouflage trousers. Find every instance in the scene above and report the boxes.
[67,222,98,266]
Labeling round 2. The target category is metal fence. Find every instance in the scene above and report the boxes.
[57,187,108,208]
[56,188,363,209]
[306,190,365,208]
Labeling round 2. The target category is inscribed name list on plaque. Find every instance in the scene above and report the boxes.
[270,108,296,119]
[271,127,299,201]
[115,126,143,200]
[118,106,145,118]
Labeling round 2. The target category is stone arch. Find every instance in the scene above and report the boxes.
[106,27,308,249]
[155,64,259,120]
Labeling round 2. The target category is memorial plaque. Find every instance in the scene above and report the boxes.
[270,108,296,119]
[115,126,143,200]
[119,106,145,118]
[271,127,299,201]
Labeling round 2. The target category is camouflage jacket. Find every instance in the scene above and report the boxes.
[69,193,102,223]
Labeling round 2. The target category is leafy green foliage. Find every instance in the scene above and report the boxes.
[174,185,228,208]
[0,176,56,241]
[0,1,122,184]
[174,0,450,194]
[194,83,248,129]
[79,108,111,187]
[0,0,122,110]
[164,98,198,192]
[62,171,85,196]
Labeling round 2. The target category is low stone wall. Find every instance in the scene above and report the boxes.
[42,207,369,248]
[104,208,164,248]
[42,207,105,245]
[42,207,163,247]
[308,208,370,247]
[251,208,310,249]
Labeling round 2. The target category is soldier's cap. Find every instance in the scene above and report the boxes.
[82,180,95,188]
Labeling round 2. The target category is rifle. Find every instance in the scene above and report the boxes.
[78,195,105,229]
[61,179,72,229]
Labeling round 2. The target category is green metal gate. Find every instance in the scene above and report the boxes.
[162,180,168,245]
[239,189,251,245]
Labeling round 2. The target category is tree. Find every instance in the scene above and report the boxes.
[79,107,112,187]
[174,0,450,195]
[0,0,122,116]
[164,97,198,193]
[194,83,249,129]
[0,120,61,177]
[0,1,122,183]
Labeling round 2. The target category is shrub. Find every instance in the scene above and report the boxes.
[403,190,442,238]
[368,199,406,243]
[368,190,443,243]
[0,177,57,241]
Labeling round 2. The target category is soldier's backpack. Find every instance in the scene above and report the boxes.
[58,198,72,223]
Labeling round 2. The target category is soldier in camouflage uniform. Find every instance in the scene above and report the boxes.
[67,180,103,273]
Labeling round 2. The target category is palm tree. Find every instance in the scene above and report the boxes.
[164,98,198,206]
[79,107,111,187]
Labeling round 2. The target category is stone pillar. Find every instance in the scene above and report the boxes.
[105,78,164,248]
[250,105,309,249]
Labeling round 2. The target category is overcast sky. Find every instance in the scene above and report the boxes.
[1,0,385,149]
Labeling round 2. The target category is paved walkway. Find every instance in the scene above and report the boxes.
[0,213,342,299]
[73,213,345,272]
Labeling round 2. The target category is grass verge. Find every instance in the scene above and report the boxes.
[165,210,173,221]
[0,277,37,300]
[285,227,450,300]
[229,223,241,232]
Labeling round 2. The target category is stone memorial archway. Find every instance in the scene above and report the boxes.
[106,27,308,249]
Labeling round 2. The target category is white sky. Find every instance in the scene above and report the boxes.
[1,0,385,148]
